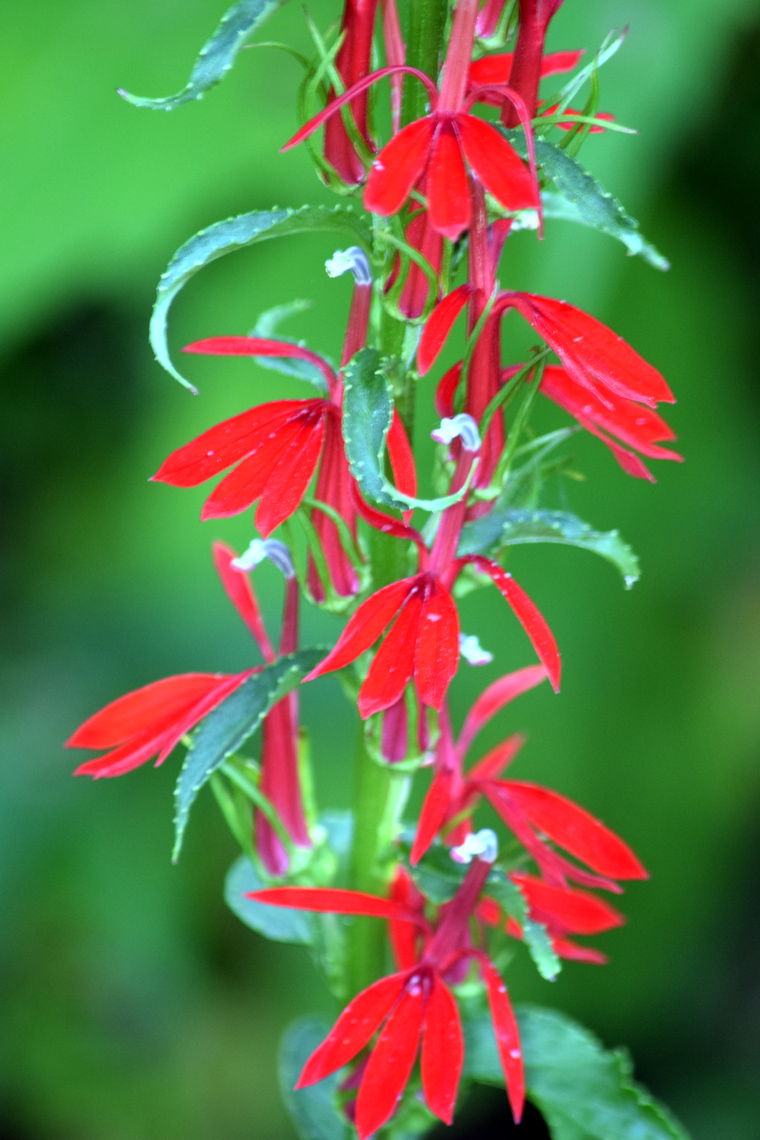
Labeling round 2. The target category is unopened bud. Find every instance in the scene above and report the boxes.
[451,828,498,865]
[431,413,481,453]
[459,633,493,666]
[231,538,295,579]
[325,246,372,286]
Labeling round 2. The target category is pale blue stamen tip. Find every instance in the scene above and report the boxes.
[231,538,295,579]
[451,828,498,865]
[325,246,372,286]
[459,633,493,666]
[431,414,481,453]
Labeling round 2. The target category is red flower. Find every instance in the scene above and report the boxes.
[506,873,625,964]
[323,0,380,185]
[304,494,561,717]
[283,0,539,240]
[412,670,648,894]
[502,0,568,123]
[420,283,675,410]
[468,48,585,105]
[248,843,525,1134]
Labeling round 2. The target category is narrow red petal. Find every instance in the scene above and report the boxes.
[421,977,463,1124]
[389,868,427,970]
[435,362,463,418]
[410,768,455,865]
[246,887,424,923]
[466,557,561,692]
[364,117,436,216]
[427,120,471,240]
[414,585,460,710]
[474,953,524,1123]
[351,485,426,547]
[466,734,526,783]
[255,416,325,536]
[65,674,226,749]
[418,286,474,375]
[183,337,337,390]
[200,425,303,520]
[456,115,538,211]
[504,781,648,879]
[212,542,274,661]
[355,983,426,1139]
[358,592,423,718]
[511,872,625,934]
[552,937,608,964]
[304,577,416,681]
[297,972,410,1086]
[152,402,303,488]
[457,665,547,757]
[387,409,418,501]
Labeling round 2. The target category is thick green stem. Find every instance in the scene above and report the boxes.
[402,0,448,126]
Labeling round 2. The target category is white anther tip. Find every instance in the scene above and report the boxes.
[450,828,498,865]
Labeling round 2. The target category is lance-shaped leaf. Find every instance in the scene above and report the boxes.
[250,301,331,392]
[119,0,288,111]
[173,648,325,859]
[459,509,640,589]
[487,870,561,982]
[464,1005,691,1140]
[507,133,669,270]
[225,856,315,944]
[342,349,471,512]
[152,207,372,391]
[279,1018,348,1140]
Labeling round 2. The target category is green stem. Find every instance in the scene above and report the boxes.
[402,0,447,127]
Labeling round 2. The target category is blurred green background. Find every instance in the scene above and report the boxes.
[2,1,760,1136]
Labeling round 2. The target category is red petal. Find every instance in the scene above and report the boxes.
[352,485,427,547]
[247,887,425,923]
[358,592,424,718]
[152,402,304,488]
[364,116,436,216]
[513,294,674,408]
[418,285,474,375]
[212,542,274,661]
[389,868,427,970]
[355,983,425,1139]
[200,423,304,520]
[552,937,608,964]
[435,362,463,418]
[504,781,648,879]
[457,664,547,757]
[387,409,418,501]
[65,674,226,749]
[456,115,538,211]
[297,972,410,1086]
[466,734,525,783]
[583,424,656,481]
[427,119,471,240]
[511,872,625,934]
[467,557,561,692]
[183,336,337,390]
[154,671,253,764]
[414,584,460,710]
[304,578,417,681]
[474,953,524,1123]
[421,977,463,1124]
[411,768,455,865]
[255,415,325,536]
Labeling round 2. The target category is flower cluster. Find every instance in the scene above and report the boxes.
[68,1,679,1136]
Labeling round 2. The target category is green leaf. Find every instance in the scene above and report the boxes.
[225,855,315,944]
[119,0,287,111]
[464,1005,691,1140]
[151,206,372,391]
[342,348,471,512]
[250,300,331,392]
[172,648,326,859]
[407,843,469,904]
[279,1018,348,1140]
[458,509,640,589]
[507,134,669,270]
[487,870,561,982]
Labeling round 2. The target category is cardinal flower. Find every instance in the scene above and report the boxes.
[501,0,568,124]
[419,282,675,410]
[323,0,380,185]
[248,832,525,1135]
[283,0,539,240]
[304,448,561,717]
[503,872,625,964]
[412,671,648,894]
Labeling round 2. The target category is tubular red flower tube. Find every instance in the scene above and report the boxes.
[323,0,380,185]
[501,0,567,126]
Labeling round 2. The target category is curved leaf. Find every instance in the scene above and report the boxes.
[279,1018,348,1140]
[342,348,471,512]
[225,855,315,944]
[464,1006,691,1140]
[458,509,640,589]
[507,133,669,270]
[152,206,372,391]
[119,0,287,111]
[173,647,326,858]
